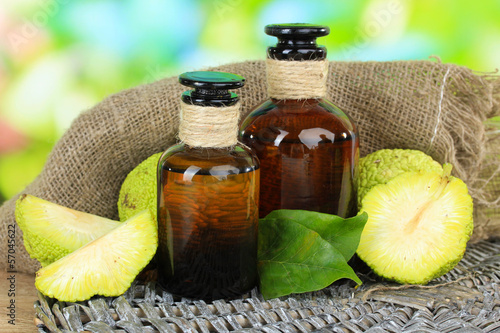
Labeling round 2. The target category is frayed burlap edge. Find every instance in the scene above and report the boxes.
[473,76,500,240]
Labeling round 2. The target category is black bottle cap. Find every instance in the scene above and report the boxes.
[179,71,245,107]
[265,23,330,61]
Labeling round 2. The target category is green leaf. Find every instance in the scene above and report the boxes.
[264,210,368,261]
[258,213,365,300]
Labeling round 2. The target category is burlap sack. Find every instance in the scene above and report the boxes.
[1,59,499,274]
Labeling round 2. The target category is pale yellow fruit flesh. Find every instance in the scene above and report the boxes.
[357,171,473,284]
[35,210,158,302]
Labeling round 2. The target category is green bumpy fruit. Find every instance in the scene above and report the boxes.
[118,153,162,221]
[16,195,121,266]
[358,149,443,208]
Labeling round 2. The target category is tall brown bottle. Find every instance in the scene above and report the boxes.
[157,71,260,301]
[239,24,358,218]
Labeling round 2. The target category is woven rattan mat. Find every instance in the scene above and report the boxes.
[34,239,500,332]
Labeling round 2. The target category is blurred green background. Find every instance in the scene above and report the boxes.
[1,0,499,203]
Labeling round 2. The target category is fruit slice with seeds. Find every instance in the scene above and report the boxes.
[16,195,122,266]
[357,164,473,284]
[35,210,157,302]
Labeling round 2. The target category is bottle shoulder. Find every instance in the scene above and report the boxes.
[159,143,259,175]
[240,98,358,140]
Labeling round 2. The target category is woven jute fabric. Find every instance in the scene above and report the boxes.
[179,101,240,148]
[1,59,499,274]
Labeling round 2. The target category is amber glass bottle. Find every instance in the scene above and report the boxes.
[157,71,260,300]
[240,24,358,218]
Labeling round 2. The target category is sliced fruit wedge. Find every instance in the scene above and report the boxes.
[15,194,122,266]
[357,165,473,284]
[35,210,157,302]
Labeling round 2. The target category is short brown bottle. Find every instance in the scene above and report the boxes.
[239,23,359,218]
[157,71,260,301]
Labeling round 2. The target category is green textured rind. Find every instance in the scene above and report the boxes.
[22,231,71,266]
[15,198,70,266]
[427,250,466,283]
[358,149,443,208]
[118,153,161,222]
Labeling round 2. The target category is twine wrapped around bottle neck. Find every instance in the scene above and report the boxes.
[178,101,240,148]
[266,58,329,99]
